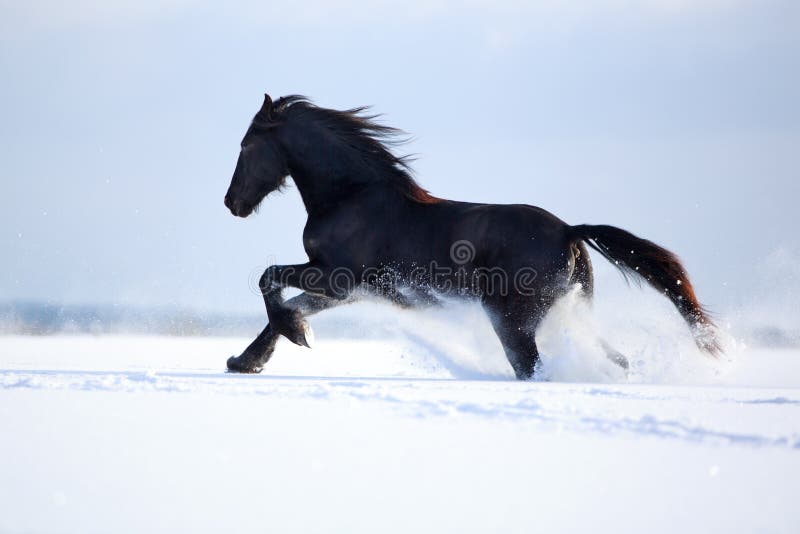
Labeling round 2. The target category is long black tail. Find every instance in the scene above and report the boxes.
[569,224,721,355]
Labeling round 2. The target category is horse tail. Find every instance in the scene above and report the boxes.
[568,224,721,355]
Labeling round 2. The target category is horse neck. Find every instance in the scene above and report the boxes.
[279,122,388,215]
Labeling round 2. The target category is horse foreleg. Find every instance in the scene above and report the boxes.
[226,323,279,373]
[226,292,350,373]
[256,262,350,346]
[372,286,441,309]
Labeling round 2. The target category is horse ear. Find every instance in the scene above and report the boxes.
[260,93,276,121]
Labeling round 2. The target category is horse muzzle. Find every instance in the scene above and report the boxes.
[224,195,253,218]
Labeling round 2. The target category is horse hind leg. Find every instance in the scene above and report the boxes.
[600,340,629,370]
[571,241,594,299]
[571,241,629,371]
[483,296,547,380]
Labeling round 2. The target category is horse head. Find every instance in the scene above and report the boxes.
[224,94,289,217]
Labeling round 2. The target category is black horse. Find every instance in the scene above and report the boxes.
[224,94,720,379]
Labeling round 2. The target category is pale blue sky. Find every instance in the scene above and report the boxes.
[1,0,798,314]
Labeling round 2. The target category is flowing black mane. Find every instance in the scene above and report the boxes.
[263,95,440,204]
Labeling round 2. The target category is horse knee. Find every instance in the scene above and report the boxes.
[259,265,281,294]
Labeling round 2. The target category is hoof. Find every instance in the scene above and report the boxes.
[271,308,314,349]
[226,355,263,374]
[604,348,629,370]
[600,340,629,370]
[295,321,314,349]
[608,352,629,370]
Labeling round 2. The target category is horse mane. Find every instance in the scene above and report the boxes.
[267,95,440,204]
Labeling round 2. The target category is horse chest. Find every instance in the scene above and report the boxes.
[302,234,322,259]
[303,217,366,261]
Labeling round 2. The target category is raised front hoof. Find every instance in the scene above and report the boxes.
[294,321,315,348]
[226,355,263,374]
[271,308,314,348]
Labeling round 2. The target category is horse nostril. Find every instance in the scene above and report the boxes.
[224,195,231,208]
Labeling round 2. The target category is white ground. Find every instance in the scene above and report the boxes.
[1,299,799,533]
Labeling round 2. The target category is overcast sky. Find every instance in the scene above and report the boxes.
[1,0,798,315]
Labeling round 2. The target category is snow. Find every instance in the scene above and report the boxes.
[1,335,799,533]
[1,299,800,533]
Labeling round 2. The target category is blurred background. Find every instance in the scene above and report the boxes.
[1,0,798,343]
